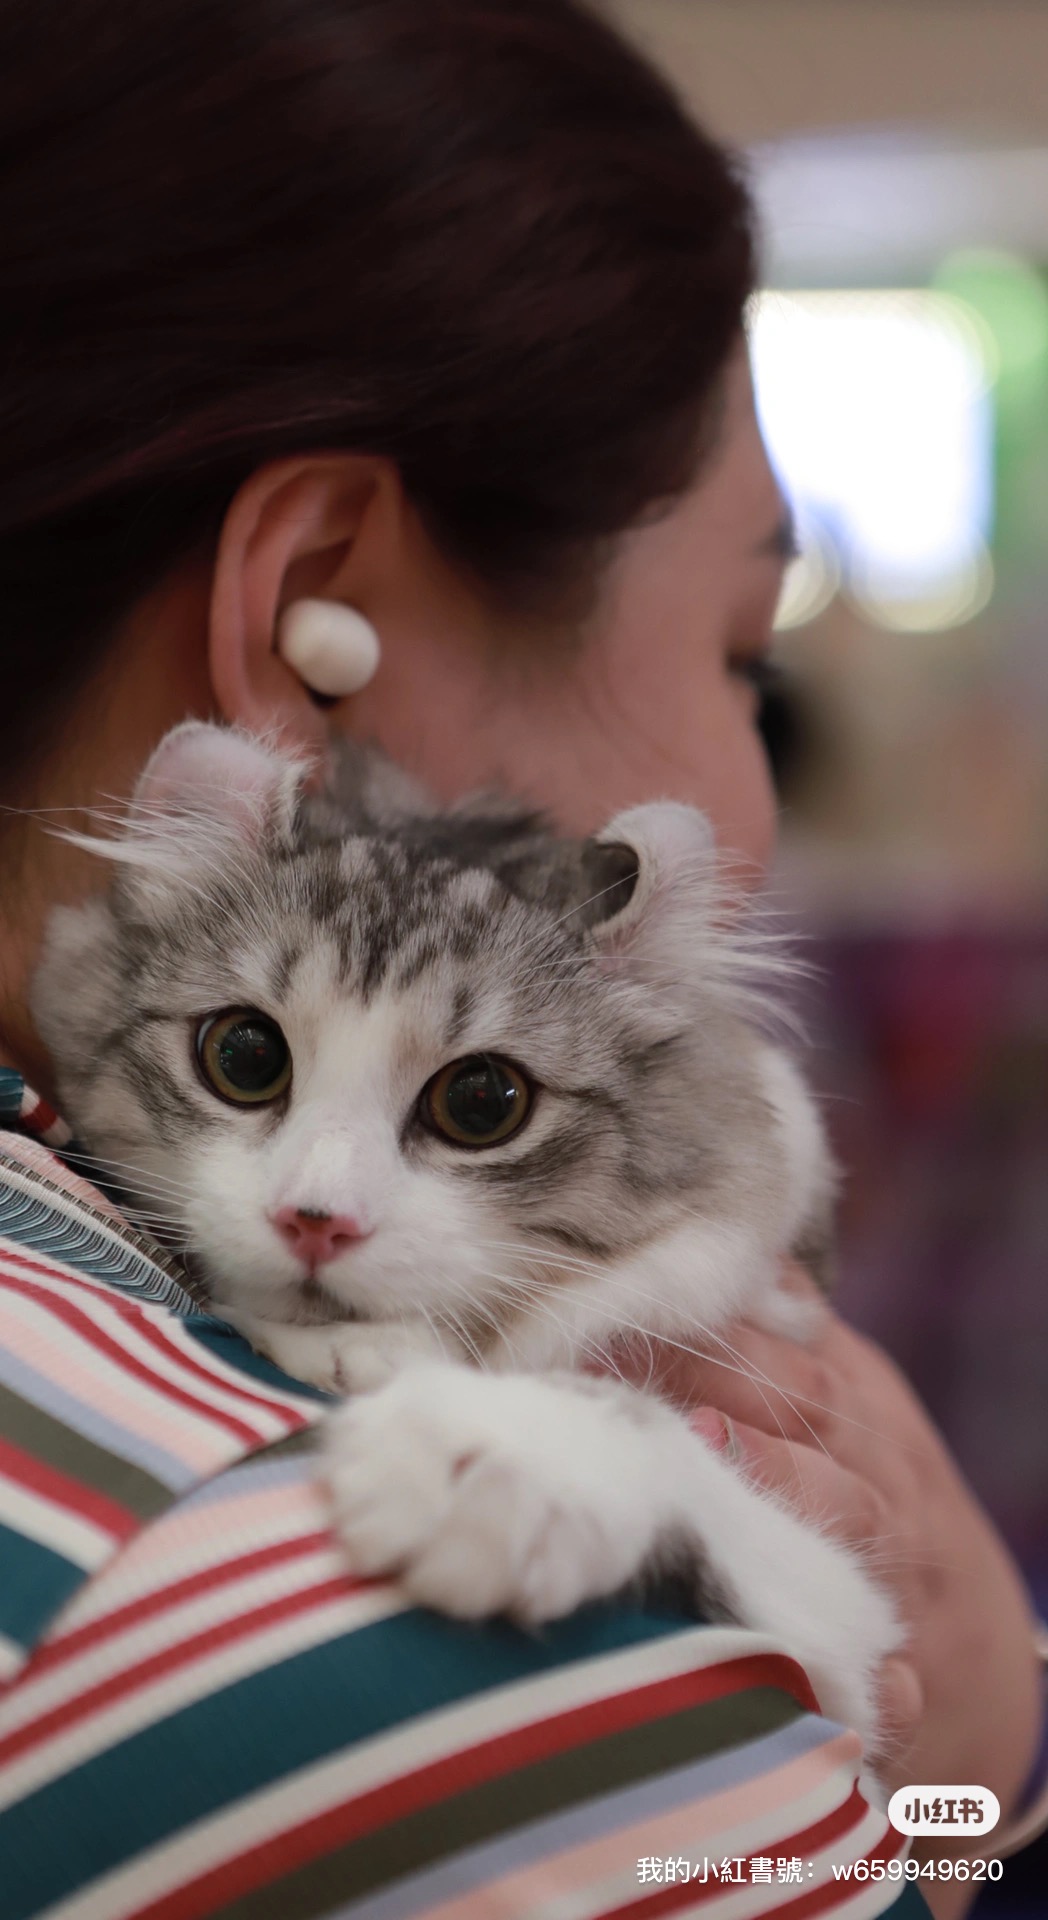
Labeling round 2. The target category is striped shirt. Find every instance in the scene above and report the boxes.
[0,1116,929,1917]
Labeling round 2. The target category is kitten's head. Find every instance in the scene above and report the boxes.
[33,724,790,1350]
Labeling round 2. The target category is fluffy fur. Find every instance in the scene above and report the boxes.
[33,722,901,1760]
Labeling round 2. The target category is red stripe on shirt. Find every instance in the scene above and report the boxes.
[118,1653,824,1920]
[27,1533,334,1675]
[0,1435,138,1542]
[0,1263,266,1446]
[0,1247,313,1426]
[596,1787,898,1916]
[0,1575,360,1768]
[20,1093,63,1139]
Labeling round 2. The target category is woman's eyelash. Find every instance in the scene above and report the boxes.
[730,654,782,696]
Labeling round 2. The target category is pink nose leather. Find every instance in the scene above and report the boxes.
[271,1207,368,1267]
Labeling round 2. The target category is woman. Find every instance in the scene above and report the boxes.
[0,1,1042,1914]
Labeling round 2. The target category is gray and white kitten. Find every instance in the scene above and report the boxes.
[33,722,900,1755]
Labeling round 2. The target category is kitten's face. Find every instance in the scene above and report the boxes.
[113,853,679,1338]
[34,725,782,1350]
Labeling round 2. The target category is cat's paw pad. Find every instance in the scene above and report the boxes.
[323,1366,664,1623]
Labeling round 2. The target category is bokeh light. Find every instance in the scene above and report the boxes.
[751,289,997,631]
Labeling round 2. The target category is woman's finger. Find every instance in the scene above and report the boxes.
[778,1258,825,1302]
[677,1312,1043,1820]
[647,1305,921,1479]
[694,1412,898,1554]
[647,1329,846,1449]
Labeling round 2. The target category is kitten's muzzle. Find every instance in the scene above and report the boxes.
[269,1206,373,1273]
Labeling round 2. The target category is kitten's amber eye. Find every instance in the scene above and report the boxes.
[196,1010,292,1106]
[424,1055,530,1148]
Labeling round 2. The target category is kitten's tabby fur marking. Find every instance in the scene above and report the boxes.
[34,723,901,1764]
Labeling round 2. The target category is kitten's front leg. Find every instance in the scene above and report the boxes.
[221,1308,451,1394]
[324,1364,902,1759]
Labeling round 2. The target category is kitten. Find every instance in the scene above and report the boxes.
[33,722,901,1755]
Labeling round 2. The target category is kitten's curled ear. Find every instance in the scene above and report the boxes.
[583,802,721,983]
[130,723,311,845]
[63,723,315,908]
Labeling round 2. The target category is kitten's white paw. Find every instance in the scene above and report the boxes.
[323,1365,668,1623]
[228,1313,444,1395]
[322,1358,902,1766]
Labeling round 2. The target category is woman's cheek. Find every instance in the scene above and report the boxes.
[683,684,777,880]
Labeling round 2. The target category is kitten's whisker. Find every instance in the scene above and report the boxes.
[119,1213,178,1234]
[443,1310,489,1373]
[694,1321,828,1463]
[597,1280,836,1460]
[469,1262,650,1380]
[471,1238,613,1285]
[484,1249,910,1460]
[506,1244,920,1461]
[469,1269,594,1362]
[105,1186,198,1211]
[438,1318,488,1373]
[477,1273,637,1381]
[107,1175,197,1205]
[123,1223,196,1240]
[434,1290,533,1372]
[471,1243,814,1444]
[124,1226,204,1251]
[61,1150,200,1199]
[630,1311,919,1460]
[415,1301,476,1370]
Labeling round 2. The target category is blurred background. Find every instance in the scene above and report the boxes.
[603,5,1047,1908]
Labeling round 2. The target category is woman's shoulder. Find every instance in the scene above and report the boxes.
[3,1439,915,1918]
[0,1130,921,1915]
[0,1126,326,1675]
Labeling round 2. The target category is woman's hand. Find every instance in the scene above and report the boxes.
[629,1266,1042,1844]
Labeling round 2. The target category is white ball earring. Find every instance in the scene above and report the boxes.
[276,598,381,699]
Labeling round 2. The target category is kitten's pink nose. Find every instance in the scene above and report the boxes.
[270,1207,369,1268]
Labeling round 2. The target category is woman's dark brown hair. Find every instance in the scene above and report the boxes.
[0,0,755,782]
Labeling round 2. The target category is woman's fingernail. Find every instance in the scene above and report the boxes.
[689,1409,739,1459]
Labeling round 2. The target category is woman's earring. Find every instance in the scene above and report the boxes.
[276,598,381,699]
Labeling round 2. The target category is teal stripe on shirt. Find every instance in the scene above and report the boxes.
[0,1600,706,1919]
[182,1314,333,1406]
[0,1519,84,1651]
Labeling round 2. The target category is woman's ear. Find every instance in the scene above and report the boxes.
[207,453,404,751]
